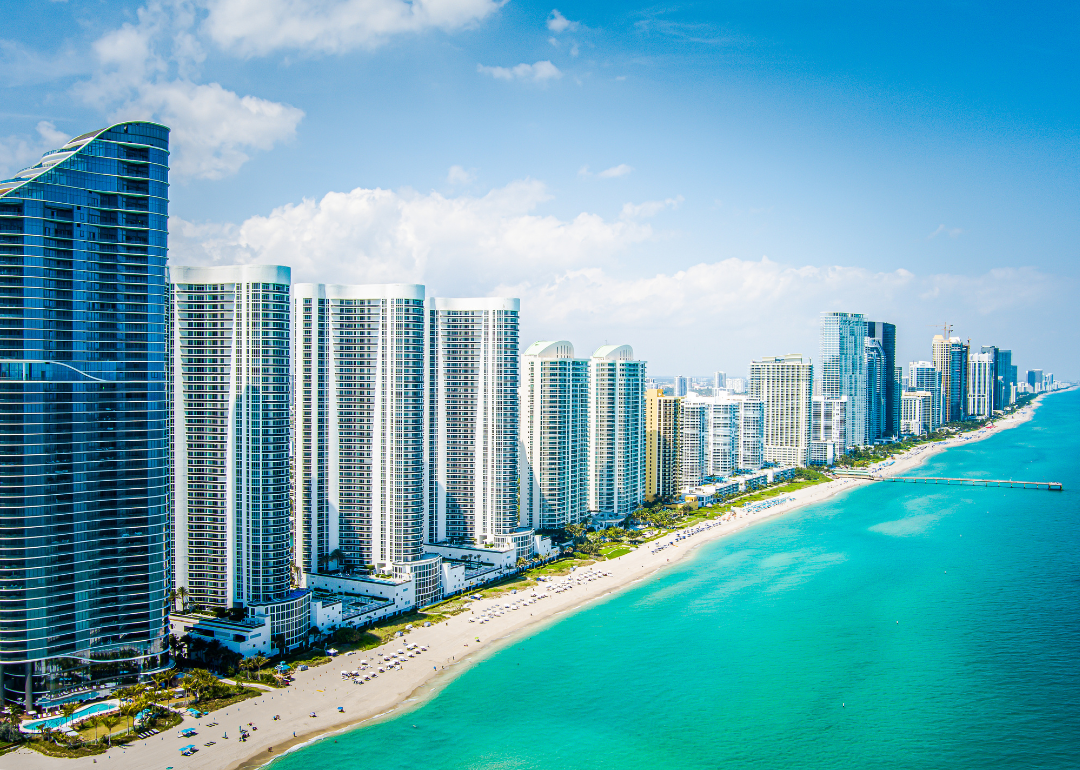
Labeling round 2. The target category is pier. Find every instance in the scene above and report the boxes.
[881,476,1063,491]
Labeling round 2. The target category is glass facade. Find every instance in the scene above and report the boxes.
[0,121,171,706]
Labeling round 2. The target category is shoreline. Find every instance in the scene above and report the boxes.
[12,394,1049,770]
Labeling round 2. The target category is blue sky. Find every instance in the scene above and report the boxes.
[2,0,1077,376]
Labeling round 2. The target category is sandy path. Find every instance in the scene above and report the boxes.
[11,395,1046,770]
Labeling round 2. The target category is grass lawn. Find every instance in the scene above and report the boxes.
[601,546,633,559]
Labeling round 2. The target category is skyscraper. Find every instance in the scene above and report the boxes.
[967,351,995,419]
[292,284,434,586]
[673,375,688,397]
[427,297,520,548]
[983,346,1014,410]
[864,338,887,443]
[713,371,727,391]
[170,265,309,651]
[749,354,813,467]
[587,345,646,521]
[645,388,680,501]
[520,341,588,530]
[908,362,943,431]
[865,321,898,437]
[932,335,968,422]
[0,121,171,707]
[818,311,867,449]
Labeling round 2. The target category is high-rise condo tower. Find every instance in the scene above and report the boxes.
[749,354,813,467]
[0,121,171,707]
[427,298,520,547]
[520,341,588,530]
[865,321,898,437]
[587,345,646,522]
[170,265,309,651]
[817,311,867,450]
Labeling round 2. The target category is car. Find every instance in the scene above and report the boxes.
[298,664,308,671]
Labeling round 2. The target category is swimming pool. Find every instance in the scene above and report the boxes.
[20,699,120,733]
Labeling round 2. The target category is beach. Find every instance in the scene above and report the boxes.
[10,396,1045,770]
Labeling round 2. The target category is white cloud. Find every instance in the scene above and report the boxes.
[0,121,70,179]
[200,0,505,56]
[108,80,304,179]
[546,9,579,33]
[621,196,683,219]
[598,163,633,178]
[168,179,652,291]
[477,60,561,82]
[447,164,474,184]
[72,0,303,180]
[170,177,1068,372]
[928,223,964,239]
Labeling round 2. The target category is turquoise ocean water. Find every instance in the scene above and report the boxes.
[273,392,1080,770]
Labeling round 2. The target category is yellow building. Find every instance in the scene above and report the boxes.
[645,388,680,501]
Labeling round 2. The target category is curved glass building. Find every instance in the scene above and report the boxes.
[0,121,170,707]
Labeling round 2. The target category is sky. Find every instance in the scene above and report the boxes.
[2,0,1077,377]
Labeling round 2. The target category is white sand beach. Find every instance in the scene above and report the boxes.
[10,395,1046,770]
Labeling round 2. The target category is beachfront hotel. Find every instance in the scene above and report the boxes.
[521,341,590,530]
[0,121,172,707]
[749,354,813,467]
[587,345,646,525]
[169,264,310,652]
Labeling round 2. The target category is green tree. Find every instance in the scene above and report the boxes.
[251,653,269,678]
[180,669,217,704]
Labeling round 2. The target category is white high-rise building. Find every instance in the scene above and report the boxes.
[901,391,934,436]
[713,371,727,391]
[967,352,995,420]
[908,362,943,430]
[426,298,521,548]
[749,354,813,467]
[735,396,765,471]
[520,341,589,530]
[678,399,708,489]
[292,284,441,606]
[818,312,867,450]
[810,396,848,465]
[588,345,646,522]
[170,265,309,651]
[682,393,766,483]
[673,375,688,397]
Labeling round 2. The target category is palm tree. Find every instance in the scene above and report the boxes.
[329,548,344,569]
[238,656,254,682]
[102,714,121,744]
[180,669,217,704]
[60,701,79,725]
[176,586,189,613]
[250,653,269,679]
